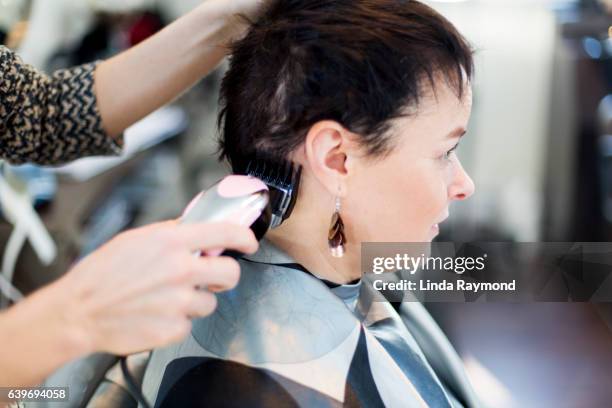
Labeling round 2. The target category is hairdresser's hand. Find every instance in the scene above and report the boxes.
[197,0,270,45]
[230,0,271,19]
[51,221,257,355]
[0,221,258,387]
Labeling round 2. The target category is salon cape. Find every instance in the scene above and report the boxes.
[140,240,480,408]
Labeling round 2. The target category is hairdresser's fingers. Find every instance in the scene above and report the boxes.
[191,256,241,292]
[153,287,219,319]
[143,317,193,350]
[185,291,218,318]
[174,222,258,254]
[99,287,184,318]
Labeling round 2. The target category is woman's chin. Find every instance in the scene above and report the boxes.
[430,223,440,239]
[410,224,442,242]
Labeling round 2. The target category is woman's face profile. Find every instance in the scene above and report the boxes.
[343,80,475,244]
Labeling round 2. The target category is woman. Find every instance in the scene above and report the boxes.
[0,0,266,387]
[141,1,479,407]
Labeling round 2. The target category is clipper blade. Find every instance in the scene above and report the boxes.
[244,157,302,229]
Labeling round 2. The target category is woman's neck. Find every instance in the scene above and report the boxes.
[266,204,362,285]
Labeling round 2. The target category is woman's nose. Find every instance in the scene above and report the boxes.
[449,158,475,201]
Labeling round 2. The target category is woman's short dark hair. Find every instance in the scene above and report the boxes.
[218,0,474,172]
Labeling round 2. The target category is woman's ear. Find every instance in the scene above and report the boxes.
[303,120,355,196]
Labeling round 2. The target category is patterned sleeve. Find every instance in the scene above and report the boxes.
[0,45,124,165]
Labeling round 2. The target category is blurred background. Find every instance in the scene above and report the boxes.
[0,0,611,407]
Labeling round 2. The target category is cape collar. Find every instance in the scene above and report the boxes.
[242,239,361,288]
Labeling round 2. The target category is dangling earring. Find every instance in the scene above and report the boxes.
[328,192,346,258]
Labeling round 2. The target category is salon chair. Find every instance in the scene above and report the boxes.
[26,353,149,408]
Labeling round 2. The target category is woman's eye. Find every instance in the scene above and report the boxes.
[442,143,460,161]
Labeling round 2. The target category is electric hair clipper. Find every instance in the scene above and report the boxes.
[180,175,271,257]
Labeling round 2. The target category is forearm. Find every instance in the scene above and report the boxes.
[96,1,250,137]
[0,280,89,387]
[0,47,121,165]
[0,1,264,165]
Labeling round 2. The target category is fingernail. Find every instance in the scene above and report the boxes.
[207,284,228,293]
